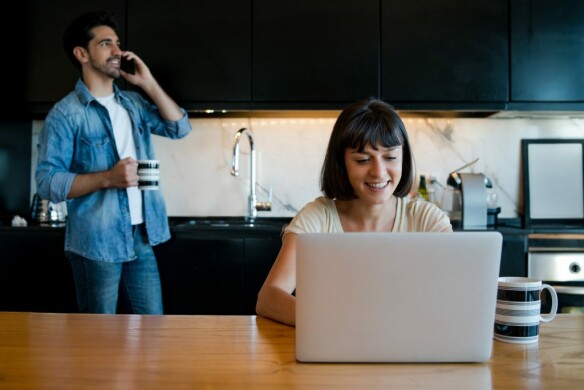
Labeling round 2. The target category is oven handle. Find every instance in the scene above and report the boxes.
[550,285,584,295]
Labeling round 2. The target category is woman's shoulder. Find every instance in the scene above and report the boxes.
[285,196,338,234]
[294,196,336,222]
[297,196,333,212]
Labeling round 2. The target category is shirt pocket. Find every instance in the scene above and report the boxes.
[76,135,113,172]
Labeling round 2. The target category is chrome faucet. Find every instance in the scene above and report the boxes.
[231,128,271,221]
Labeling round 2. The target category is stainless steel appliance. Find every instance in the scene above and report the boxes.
[30,193,67,225]
[527,233,584,313]
[446,169,498,229]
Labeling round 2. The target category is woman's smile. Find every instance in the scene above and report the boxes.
[366,180,390,190]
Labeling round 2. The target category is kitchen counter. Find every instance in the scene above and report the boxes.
[1,214,582,233]
[0,312,582,389]
[0,216,292,232]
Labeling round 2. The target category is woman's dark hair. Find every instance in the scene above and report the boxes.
[320,97,415,200]
[63,11,119,71]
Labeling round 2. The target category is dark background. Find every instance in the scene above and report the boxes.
[0,121,32,221]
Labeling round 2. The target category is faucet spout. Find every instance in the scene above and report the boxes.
[231,128,258,220]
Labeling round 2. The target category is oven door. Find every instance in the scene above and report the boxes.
[528,251,584,314]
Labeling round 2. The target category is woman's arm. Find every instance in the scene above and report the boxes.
[256,233,298,326]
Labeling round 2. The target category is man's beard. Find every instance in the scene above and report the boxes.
[90,57,121,79]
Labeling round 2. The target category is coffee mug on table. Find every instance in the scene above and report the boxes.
[137,160,160,191]
[494,277,558,344]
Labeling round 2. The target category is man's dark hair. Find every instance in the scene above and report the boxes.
[320,97,415,200]
[63,10,119,71]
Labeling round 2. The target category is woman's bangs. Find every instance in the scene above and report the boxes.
[346,116,403,151]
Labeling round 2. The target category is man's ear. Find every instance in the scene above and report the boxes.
[73,46,89,65]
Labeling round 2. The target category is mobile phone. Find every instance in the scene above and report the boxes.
[120,57,136,74]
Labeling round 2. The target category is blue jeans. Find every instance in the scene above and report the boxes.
[67,224,164,314]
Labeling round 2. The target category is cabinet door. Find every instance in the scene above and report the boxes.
[242,236,282,314]
[253,0,379,107]
[25,0,126,113]
[0,229,77,313]
[381,0,508,108]
[2,3,27,118]
[155,234,245,314]
[511,0,584,102]
[128,0,251,110]
[499,231,527,277]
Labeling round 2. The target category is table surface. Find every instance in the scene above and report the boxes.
[0,312,582,389]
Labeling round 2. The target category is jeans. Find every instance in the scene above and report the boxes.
[67,224,164,314]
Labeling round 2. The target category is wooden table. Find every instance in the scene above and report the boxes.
[0,313,582,389]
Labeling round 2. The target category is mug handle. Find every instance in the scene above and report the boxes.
[540,284,558,322]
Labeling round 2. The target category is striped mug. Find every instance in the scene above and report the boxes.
[494,277,558,344]
[137,160,160,191]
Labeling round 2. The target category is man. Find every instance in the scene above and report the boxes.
[35,11,192,314]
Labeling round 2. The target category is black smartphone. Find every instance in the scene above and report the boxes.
[120,57,136,74]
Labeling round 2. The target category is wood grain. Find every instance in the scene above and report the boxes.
[0,313,582,389]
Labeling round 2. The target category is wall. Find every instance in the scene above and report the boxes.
[31,115,584,219]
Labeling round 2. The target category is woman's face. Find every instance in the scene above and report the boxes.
[344,143,403,204]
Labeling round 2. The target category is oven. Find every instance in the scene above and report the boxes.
[527,234,584,314]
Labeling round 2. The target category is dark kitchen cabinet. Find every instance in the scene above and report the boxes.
[252,0,379,107]
[155,227,283,315]
[499,228,527,277]
[0,228,78,313]
[24,1,584,114]
[242,236,282,313]
[381,0,508,110]
[2,3,28,119]
[0,224,283,315]
[155,232,245,314]
[510,0,584,107]
[127,0,252,111]
[24,0,127,114]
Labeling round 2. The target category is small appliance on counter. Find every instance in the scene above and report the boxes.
[30,193,67,226]
[443,159,500,230]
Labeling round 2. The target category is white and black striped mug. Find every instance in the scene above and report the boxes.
[137,160,160,191]
[494,277,558,344]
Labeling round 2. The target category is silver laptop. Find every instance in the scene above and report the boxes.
[296,231,503,363]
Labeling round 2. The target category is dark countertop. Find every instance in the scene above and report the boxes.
[0,216,293,236]
[3,216,584,235]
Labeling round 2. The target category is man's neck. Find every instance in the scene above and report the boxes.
[82,71,115,98]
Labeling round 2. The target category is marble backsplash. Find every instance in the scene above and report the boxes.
[31,115,584,219]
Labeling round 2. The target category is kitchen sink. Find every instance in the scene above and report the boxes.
[171,217,290,231]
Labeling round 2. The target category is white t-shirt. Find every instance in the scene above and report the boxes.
[284,196,451,236]
[96,94,143,225]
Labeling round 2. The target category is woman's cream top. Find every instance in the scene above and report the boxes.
[284,196,451,236]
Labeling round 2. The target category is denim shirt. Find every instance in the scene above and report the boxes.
[36,79,192,262]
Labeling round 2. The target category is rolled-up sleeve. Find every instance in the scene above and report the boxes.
[162,109,191,139]
[35,111,77,203]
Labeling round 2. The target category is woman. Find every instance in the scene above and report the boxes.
[256,98,452,326]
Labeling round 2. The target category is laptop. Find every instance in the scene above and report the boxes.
[295,231,503,363]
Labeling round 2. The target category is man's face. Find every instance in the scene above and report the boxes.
[84,25,123,79]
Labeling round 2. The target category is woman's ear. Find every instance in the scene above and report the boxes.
[72,46,89,65]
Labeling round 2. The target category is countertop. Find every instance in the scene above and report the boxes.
[0,216,292,232]
[3,216,584,236]
[0,312,582,389]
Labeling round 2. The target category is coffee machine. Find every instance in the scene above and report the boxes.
[447,172,490,230]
